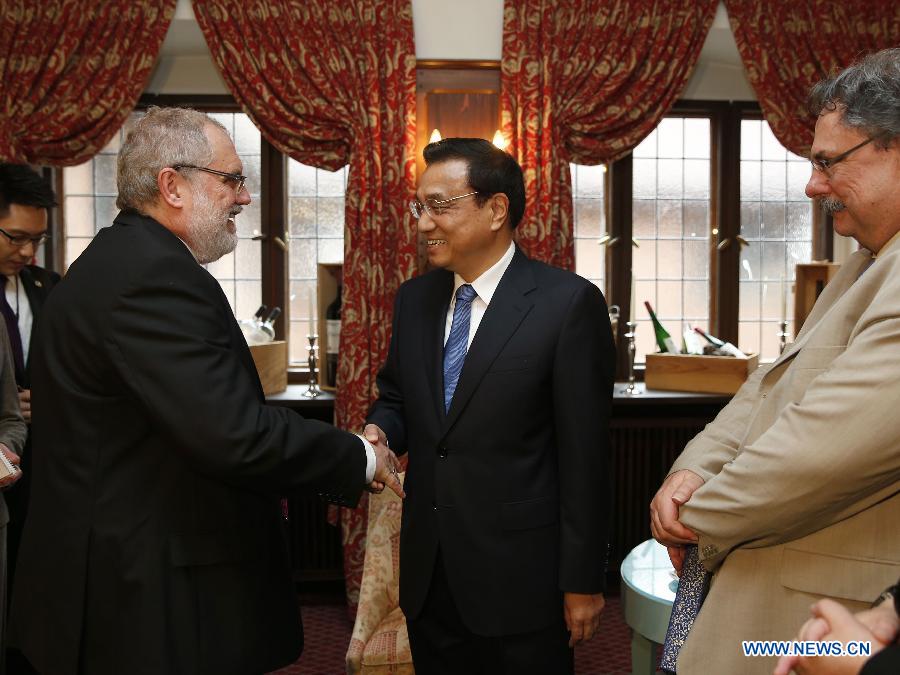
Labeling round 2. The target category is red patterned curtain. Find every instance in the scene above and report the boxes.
[501,0,718,268]
[192,0,417,614]
[0,0,176,165]
[724,0,900,156]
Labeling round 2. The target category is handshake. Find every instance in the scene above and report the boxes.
[364,423,405,499]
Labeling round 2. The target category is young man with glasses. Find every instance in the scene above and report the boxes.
[366,138,615,674]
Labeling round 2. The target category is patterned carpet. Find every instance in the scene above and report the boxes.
[271,594,641,675]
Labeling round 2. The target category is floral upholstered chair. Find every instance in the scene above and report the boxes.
[346,473,413,674]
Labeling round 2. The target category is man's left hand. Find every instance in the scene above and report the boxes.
[564,592,605,647]
[773,598,895,675]
[17,388,30,423]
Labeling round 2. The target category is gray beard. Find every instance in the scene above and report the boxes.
[187,190,239,264]
[820,197,847,214]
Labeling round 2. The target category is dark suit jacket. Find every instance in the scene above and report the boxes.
[368,247,615,637]
[11,210,367,675]
[18,263,61,388]
[4,264,60,530]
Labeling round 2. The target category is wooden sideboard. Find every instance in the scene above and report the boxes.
[267,384,730,587]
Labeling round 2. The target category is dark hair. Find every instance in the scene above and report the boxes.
[0,164,57,218]
[808,48,900,149]
[423,138,525,229]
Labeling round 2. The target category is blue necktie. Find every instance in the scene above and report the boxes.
[660,545,711,673]
[443,284,477,412]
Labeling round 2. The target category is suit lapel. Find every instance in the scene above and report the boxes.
[423,271,453,422]
[770,249,872,369]
[214,280,265,402]
[122,210,267,402]
[441,249,536,434]
[19,267,43,362]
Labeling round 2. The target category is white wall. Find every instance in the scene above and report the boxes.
[148,0,756,100]
[413,0,503,61]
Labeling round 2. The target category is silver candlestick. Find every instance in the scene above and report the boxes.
[304,334,321,398]
[778,320,790,355]
[619,321,641,395]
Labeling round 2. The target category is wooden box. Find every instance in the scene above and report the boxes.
[645,352,759,395]
[317,263,343,391]
[249,340,287,395]
[794,262,840,337]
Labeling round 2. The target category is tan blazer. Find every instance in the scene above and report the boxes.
[671,235,900,674]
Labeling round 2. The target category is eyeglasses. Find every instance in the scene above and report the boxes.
[409,191,480,219]
[810,135,880,176]
[174,164,247,193]
[0,227,49,248]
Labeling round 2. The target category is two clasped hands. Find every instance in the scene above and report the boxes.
[364,423,405,499]
[650,471,900,675]
[649,469,705,574]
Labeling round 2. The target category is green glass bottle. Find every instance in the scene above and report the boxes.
[644,301,679,353]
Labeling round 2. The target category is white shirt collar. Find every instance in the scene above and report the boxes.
[452,241,516,306]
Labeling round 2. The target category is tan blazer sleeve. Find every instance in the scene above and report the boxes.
[669,362,769,482]
[680,282,900,569]
[0,322,26,454]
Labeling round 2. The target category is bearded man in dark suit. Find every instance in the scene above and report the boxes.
[9,107,402,675]
[366,138,615,675]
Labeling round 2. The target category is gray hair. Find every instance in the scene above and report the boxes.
[809,48,900,149]
[116,107,228,211]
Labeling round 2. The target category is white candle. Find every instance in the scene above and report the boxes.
[309,288,317,336]
[630,271,636,321]
[781,281,787,323]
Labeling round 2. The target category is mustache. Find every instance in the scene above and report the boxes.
[819,198,846,214]
[228,207,242,217]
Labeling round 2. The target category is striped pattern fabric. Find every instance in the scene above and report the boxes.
[442,284,478,412]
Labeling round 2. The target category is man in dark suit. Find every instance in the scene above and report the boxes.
[0,164,60,674]
[365,138,615,674]
[9,107,402,675]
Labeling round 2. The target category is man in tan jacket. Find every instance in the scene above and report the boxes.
[650,48,900,674]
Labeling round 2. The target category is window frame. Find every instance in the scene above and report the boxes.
[604,100,832,377]
[50,94,833,383]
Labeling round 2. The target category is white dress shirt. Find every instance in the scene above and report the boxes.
[443,241,516,349]
[5,273,33,363]
[362,242,516,484]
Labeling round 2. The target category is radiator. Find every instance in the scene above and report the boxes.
[608,421,707,578]
[288,496,344,581]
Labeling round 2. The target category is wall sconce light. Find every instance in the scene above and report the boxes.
[492,129,507,150]
[429,128,442,143]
